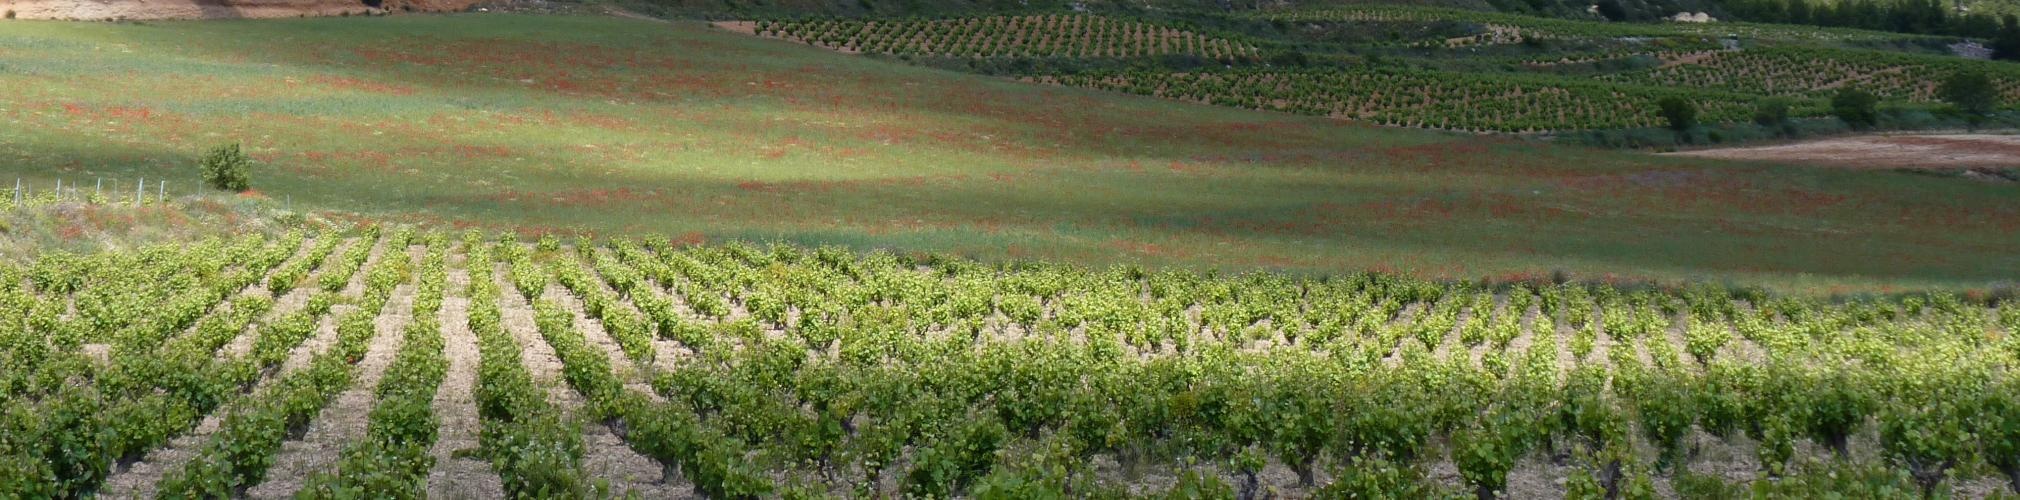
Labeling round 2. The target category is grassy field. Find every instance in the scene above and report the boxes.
[1,14,2016,293]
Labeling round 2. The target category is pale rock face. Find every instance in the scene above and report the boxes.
[0,0,478,20]
[1669,11,1716,23]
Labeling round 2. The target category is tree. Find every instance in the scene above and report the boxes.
[199,143,253,192]
[1596,0,1628,21]
[1753,97,1794,136]
[1830,89,1880,130]
[1938,70,1998,118]
[1994,15,2020,62]
[1657,96,1698,132]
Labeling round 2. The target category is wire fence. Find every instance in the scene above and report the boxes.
[8,177,174,210]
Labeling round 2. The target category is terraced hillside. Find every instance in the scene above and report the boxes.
[741,6,2018,134]
[4,228,2019,497]
[726,15,1258,59]
[1039,69,1760,132]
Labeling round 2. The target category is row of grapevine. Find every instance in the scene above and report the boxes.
[750,15,1257,60]
[464,232,595,497]
[3,232,2018,497]
[564,239,2020,497]
[0,232,311,496]
[1249,5,1941,43]
[1601,46,2020,103]
[299,233,449,496]
[1040,68,1759,132]
[155,228,414,497]
[502,242,779,498]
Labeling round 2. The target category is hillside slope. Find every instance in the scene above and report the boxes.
[0,14,2014,292]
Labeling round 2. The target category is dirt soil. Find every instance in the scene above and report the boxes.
[1668,133,2020,170]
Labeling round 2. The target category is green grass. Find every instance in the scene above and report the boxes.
[0,14,2015,294]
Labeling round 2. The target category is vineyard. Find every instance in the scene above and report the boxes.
[1030,45,2020,132]
[733,15,1258,60]
[1600,46,2020,102]
[1038,69,1758,132]
[724,5,2018,133]
[1244,5,1949,44]
[3,228,2019,498]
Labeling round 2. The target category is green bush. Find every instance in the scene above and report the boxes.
[1657,97,1697,133]
[198,143,253,192]
[1938,70,1998,118]
[1753,97,1793,135]
[1831,89,1880,130]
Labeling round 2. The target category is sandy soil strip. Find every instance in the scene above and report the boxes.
[243,256,418,500]
[492,261,694,499]
[96,235,356,500]
[97,413,224,499]
[1586,303,1616,370]
[1666,133,2020,170]
[1504,302,1541,373]
[424,258,506,499]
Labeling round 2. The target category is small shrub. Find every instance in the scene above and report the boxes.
[5,10,16,19]
[198,143,252,192]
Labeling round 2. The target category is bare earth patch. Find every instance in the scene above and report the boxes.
[425,263,506,499]
[1668,133,2020,170]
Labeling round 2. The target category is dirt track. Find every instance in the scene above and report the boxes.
[1668,133,2020,169]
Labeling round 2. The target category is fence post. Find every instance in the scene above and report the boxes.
[12,178,19,207]
[54,179,60,202]
[137,178,144,205]
[96,178,102,200]
[159,182,164,204]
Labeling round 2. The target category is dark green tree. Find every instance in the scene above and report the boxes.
[1993,15,2020,62]
[1938,70,1998,119]
[1753,97,1794,136]
[1830,89,1880,130]
[1657,96,1698,132]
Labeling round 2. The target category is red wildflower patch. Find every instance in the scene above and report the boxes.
[310,75,417,96]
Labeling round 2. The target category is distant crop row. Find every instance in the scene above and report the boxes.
[1040,69,1758,132]
[750,15,1258,60]
[1602,46,2020,103]
[1251,5,1941,44]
